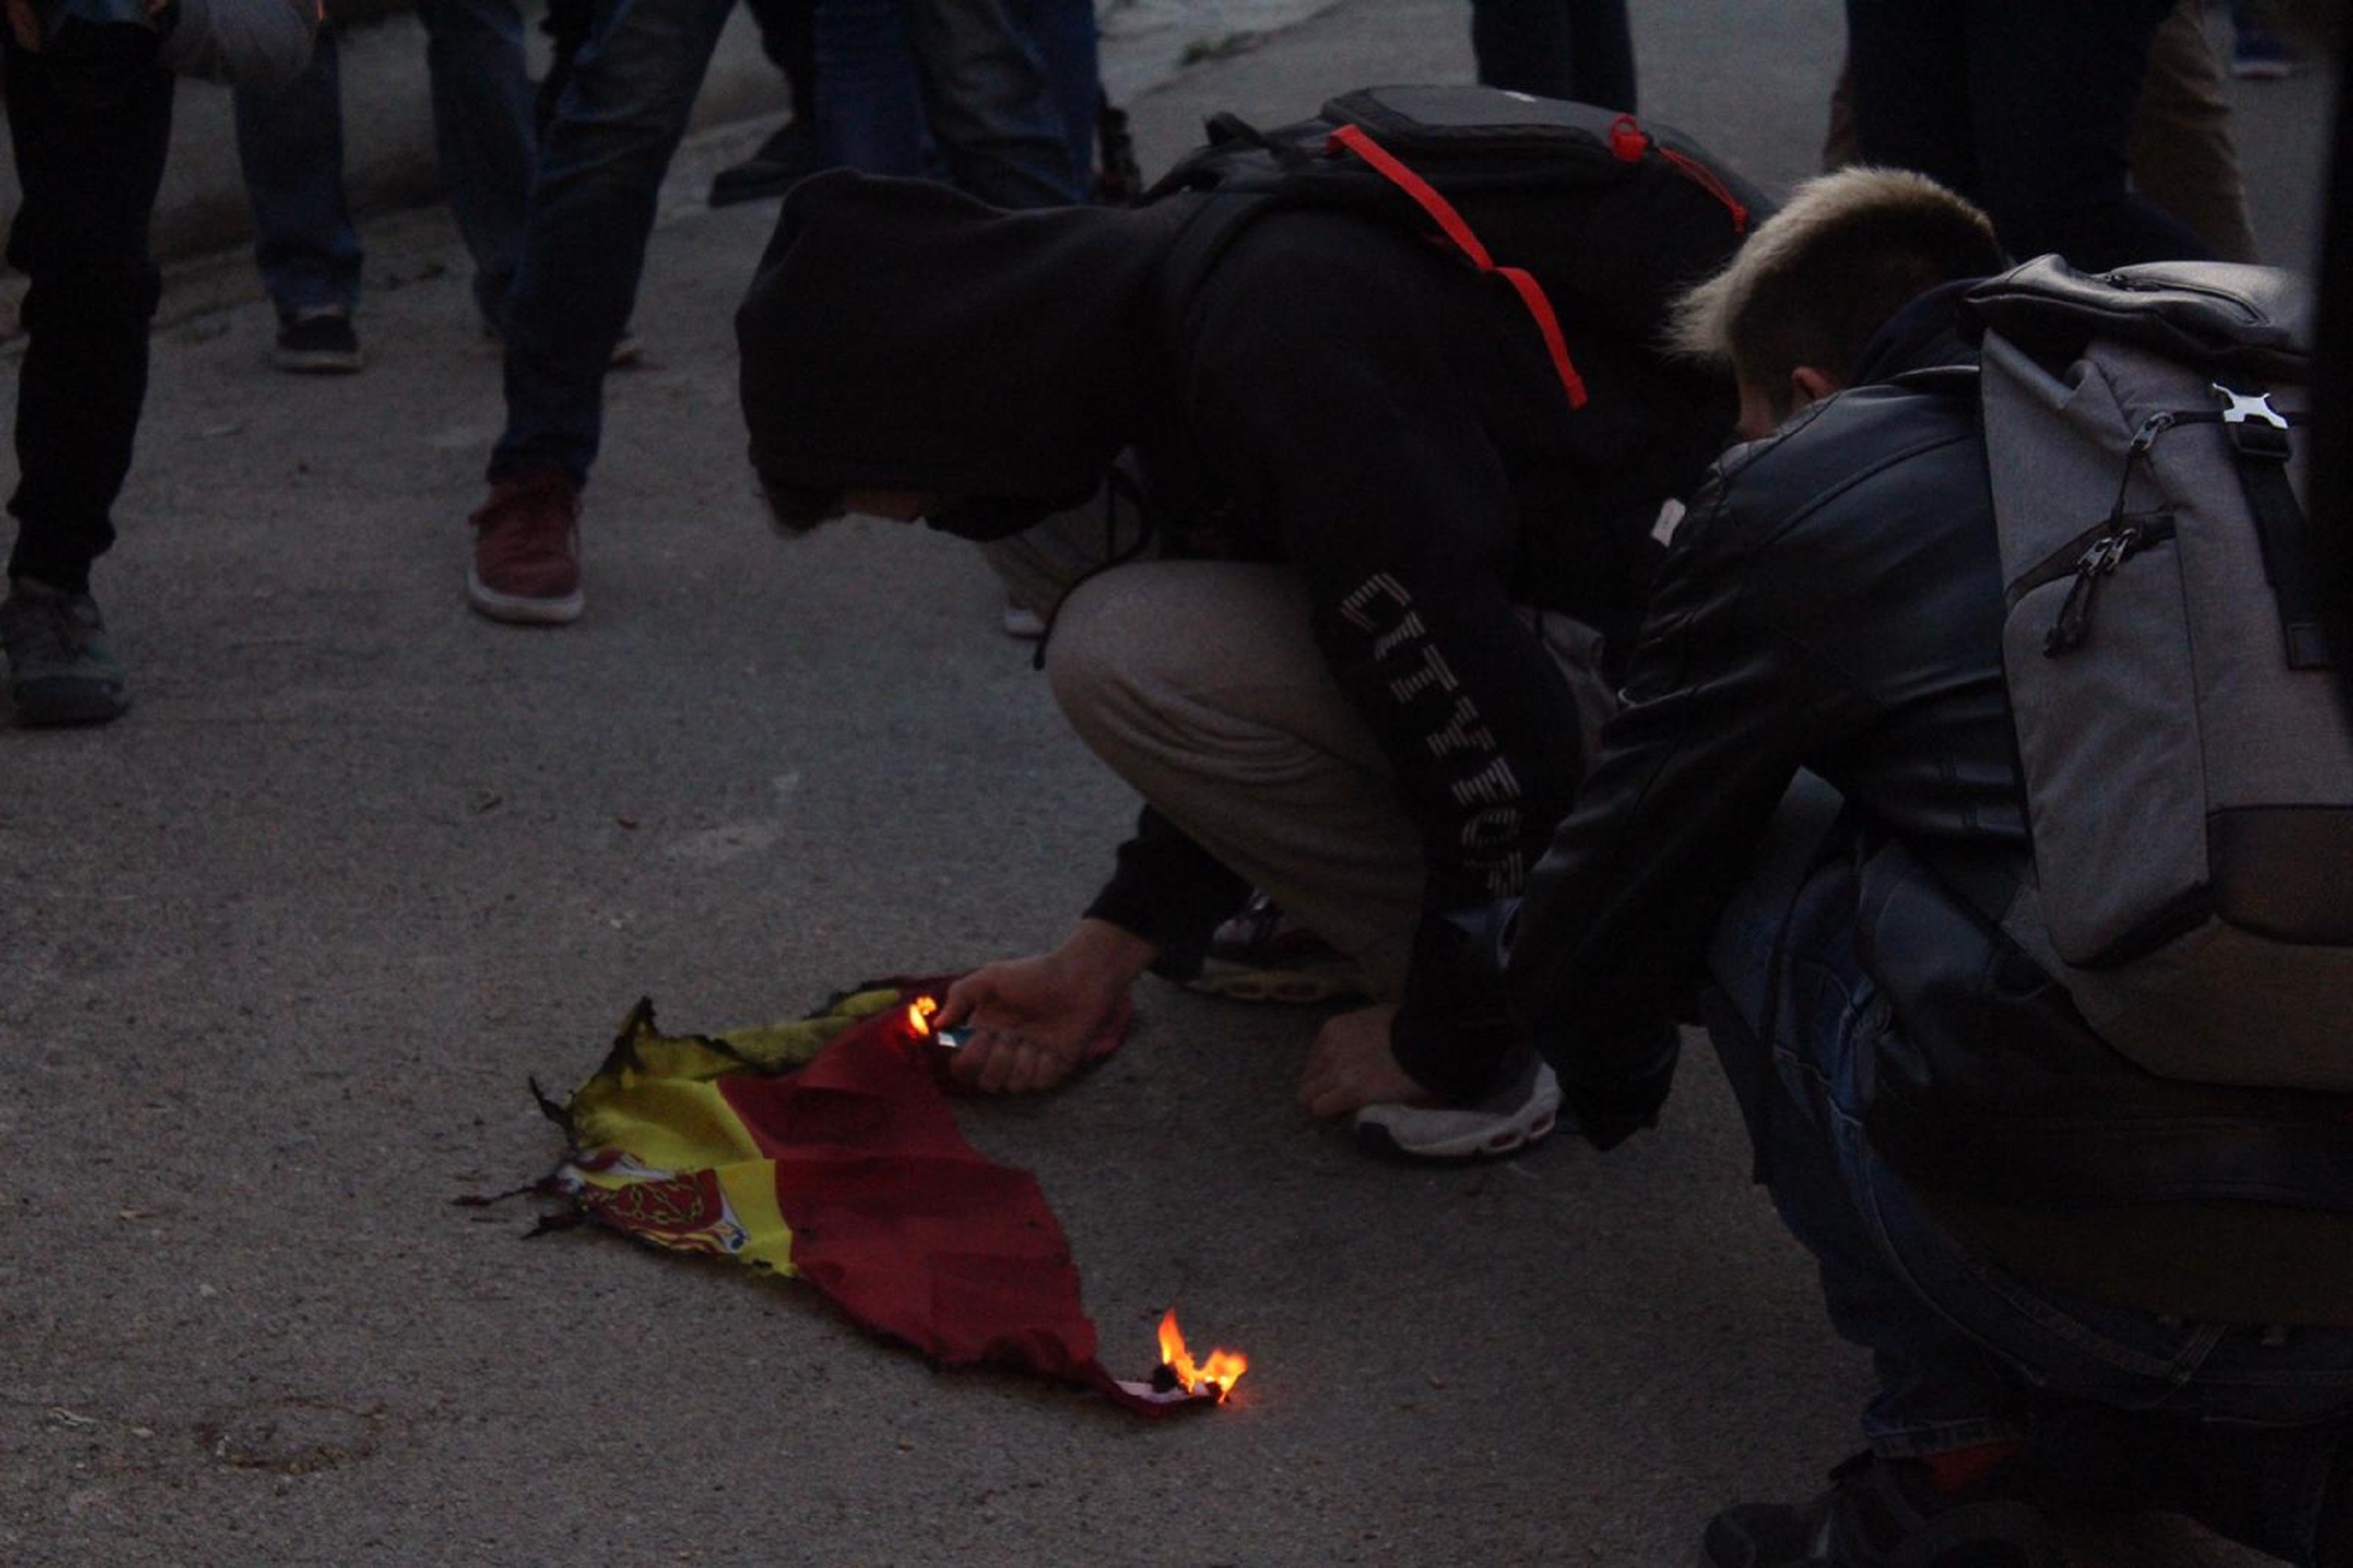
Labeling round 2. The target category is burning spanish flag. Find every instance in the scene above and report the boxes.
[536,986,1244,1414]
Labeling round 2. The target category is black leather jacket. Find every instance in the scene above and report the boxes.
[1510,288,2353,1323]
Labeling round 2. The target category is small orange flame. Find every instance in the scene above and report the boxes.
[906,996,940,1037]
[1157,1307,1248,1403]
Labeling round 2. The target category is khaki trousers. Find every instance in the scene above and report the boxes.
[984,506,1610,1000]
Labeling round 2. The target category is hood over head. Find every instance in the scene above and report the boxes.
[737,170,1177,524]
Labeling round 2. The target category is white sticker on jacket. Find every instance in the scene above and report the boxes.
[1650,497,1688,547]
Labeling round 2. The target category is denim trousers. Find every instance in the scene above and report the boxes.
[1842,0,2210,270]
[815,0,1095,208]
[489,0,740,487]
[4,38,175,594]
[1703,777,2353,1562]
[233,0,534,325]
[1467,0,1636,114]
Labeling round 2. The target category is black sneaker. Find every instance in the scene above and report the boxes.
[273,307,363,373]
[1186,892,1372,1004]
[2,576,129,727]
[1702,1453,2057,1568]
[709,119,820,208]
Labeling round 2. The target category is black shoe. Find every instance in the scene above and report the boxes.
[1701,1453,2057,1567]
[1182,891,1371,1004]
[2,575,129,727]
[708,120,819,208]
[273,307,363,373]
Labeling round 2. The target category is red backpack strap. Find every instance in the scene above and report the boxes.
[1326,122,1590,411]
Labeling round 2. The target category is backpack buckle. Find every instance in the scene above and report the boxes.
[2212,382,2288,428]
[2212,383,2292,460]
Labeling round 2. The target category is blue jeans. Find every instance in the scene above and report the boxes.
[1468,0,1636,113]
[815,0,1093,208]
[490,0,739,486]
[1702,776,2353,1562]
[1016,0,1102,194]
[419,0,538,328]
[233,23,358,317]
[232,0,532,324]
[1842,0,2210,270]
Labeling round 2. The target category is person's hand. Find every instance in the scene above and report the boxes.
[935,919,1154,1094]
[1298,1004,1425,1120]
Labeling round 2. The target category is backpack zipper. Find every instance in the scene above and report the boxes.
[1606,114,1749,234]
[2044,514,2177,655]
[2023,408,2178,649]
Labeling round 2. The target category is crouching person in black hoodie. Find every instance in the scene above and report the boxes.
[1505,166,2353,1565]
[735,162,1730,1160]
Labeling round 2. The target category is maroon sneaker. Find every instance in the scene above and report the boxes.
[468,469,584,624]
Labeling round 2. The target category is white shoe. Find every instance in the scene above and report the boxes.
[1352,1057,1562,1161]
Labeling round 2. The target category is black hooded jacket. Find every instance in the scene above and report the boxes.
[739,169,1729,1101]
[1508,285,2353,1324]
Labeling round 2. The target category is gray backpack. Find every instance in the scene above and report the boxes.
[1968,256,2353,1091]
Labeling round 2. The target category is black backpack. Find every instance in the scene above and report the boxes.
[1142,84,1770,420]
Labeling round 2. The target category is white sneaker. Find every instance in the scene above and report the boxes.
[1352,1056,1562,1161]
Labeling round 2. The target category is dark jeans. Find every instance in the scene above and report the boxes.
[3,37,175,596]
[233,23,361,318]
[1702,777,2353,1564]
[491,0,739,486]
[1843,0,2210,270]
[1468,0,1636,114]
[815,0,1094,208]
[742,0,817,119]
[235,0,535,326]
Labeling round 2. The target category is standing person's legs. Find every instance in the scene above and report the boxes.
[1466,0,1635,113]
[1959,0,2210,268]
[490,0,740,488]
[906,0,1084,207]
[1842,2,1981,203]
[744,0,817,102]
[2,38,174,722]
[2128,0,2260,262]
[470,0,737,625]
[5,42,174,596]
[1822,58,1857,171]
[708,0,822,206]
[812,0,929,176]
[1011,0,1098,190]
[416,0,537,330]
[1469,0,1573,100]
[535,0,592,131]
[1563,0,1635,112]
[233,24,361,322]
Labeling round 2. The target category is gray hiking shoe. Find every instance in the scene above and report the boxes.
[1352,1054,1563,1162]
[2,577,130,727]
